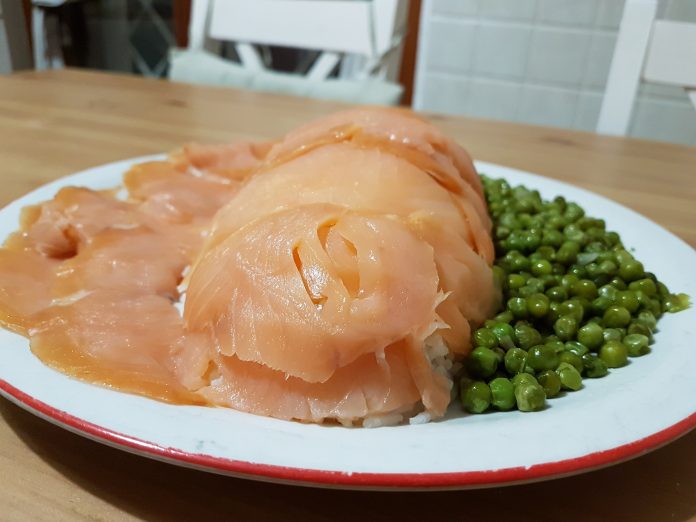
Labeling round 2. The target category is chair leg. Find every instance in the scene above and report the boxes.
[32,6,47,70]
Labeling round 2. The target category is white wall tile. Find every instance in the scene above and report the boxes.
[518,86,579,127]
[465,79,522,120]
[574,92,603,131]
[420,74,470,115]
[537,0,599,27]
[425,21,477,73]
[431,0,479,18]
[629,99,696,145]
[478,0,537,21]
[527,29,592,86]
[664,0,696,22]
[639,83,691,101]
[472,24,531,79]
[595,0,626,28]
[584,33,616,88]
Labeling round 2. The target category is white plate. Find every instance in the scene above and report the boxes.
[1,157,695,490]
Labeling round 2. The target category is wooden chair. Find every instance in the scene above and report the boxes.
[597,0,696,136]
[170,0,408,105]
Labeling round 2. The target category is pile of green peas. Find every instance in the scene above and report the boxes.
[460,176,690,414]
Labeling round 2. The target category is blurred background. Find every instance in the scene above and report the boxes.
[1,0,695,145]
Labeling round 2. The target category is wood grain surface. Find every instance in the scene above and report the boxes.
[0,69,694,521]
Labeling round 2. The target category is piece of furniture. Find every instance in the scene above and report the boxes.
[597,0,696,136]
[0,0,32,73]
[169,0,408,105]
[0,69,695,520]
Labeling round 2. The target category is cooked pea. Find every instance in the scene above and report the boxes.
[599,340,629,368]
[572,279,598,300]
[531,259,553,276]
[489,377,515,411]
[577,322,603,350]
[507,297,528,318]
[494,310,514,324]
[602,328,623,342]
[559,299,585,322]
[556,242,580,265]
[591,296,613,315]
[560,273,579,290]
[527,293,550,318]
[508,273,526,290]
[511,372,538,388]
[624,333,650,356]
[515,324,542,350]
[629,278,657,297]
[664,293,690,313]
[582,353,609,378]
[537,370,561,398]
[556,362,583,391]
[546,285,568,302]
[554,316,578,341]
[504,348,527,374]
[515,383,546,412]
[473,328,498,349]
[559,351,584,373]
[491,322,515,344]
[603,306,631,328]
[608,278,627,290]
[635,310,657,331]
[541,229,563,247]
[564,340,589,357]
[468,347,499,378]
[527,344,559,371]
[616,291,640,313]
[619,260,644,282]
[598,284,619,300]
[627,322,653,339]
[461,380,491,413]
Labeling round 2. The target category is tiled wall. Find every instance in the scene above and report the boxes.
[414,0,696,146]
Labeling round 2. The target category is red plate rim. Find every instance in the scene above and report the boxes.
[2,378,695,489]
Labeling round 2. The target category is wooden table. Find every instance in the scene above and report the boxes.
[0,69,694,521]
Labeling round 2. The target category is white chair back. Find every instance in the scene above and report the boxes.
[188,0,408,82]
[597,0,696,136]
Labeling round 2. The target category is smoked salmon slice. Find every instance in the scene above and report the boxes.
[0,108,497,426]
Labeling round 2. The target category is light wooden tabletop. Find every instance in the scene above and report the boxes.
[0,69,694,521]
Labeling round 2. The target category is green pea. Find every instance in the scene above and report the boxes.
[556,242,580,265]
[507,297,528,318]
[531,259,553,276]
[602,328,623,342]
[577,322,604,350]
[558,351,584,373]
[541,229,563,247]
[635,310,657,331]
[468,347,499,378]
[603,306,631,328]
[608,278,627,290]
[556,362,583,391]
[473,328,498,349]
[560,273,579,290]
[460,380,491,414]
[619,259,644,282]
[559,299,585,322]
[572,279,598,300]
[582,353,609,378]
[624,333,650,357]
[489,377,515,411]
[664,293,690,313]
[590,296,613,315]
[527,344,559,371]
[554,315,578,341]
[628,278,657,297]
[598,284,619,300]
[511,372,538,388]
[494,310,514,324]
[491,323,515,348]
[627,322,653,339]
[504,348,527,374]
[537,370,561,398]
[515,324,542,350]
[616,291,640,313]
[527,293,550,318]
[599,340,629,368]
[597,260,618,276]
[515,383,546,412]
[546,285,568,302]
[508,274,526,290]
[564,341,589,357]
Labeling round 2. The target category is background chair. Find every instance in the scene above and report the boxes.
[169,0,408,106]
[597,0,696,136]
